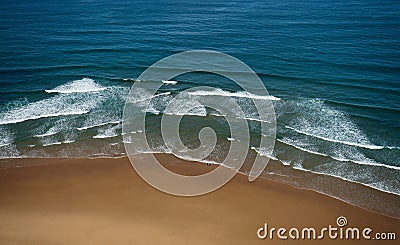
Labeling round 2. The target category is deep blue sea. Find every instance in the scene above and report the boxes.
[0,0,399,215]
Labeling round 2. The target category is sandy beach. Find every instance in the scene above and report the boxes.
[0,156,398,244]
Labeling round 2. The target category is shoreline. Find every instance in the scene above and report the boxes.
[0,156,399,244]
[1,155,399,218]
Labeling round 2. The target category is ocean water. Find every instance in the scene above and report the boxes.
[0,1,399,215]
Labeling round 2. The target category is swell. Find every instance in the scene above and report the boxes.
[260,73,400,96]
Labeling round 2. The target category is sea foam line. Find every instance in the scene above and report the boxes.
[77,121,121,131]
[129,92,171,103]
[285,125,384,150]
[290,166,400,196]
[45,78,106,94]
[250,146,278,160]
[42,140,75,147]
[93,134,119,139]
[34,132,58,137]
[162,80,178,85]
[187,89,280,101]
[0,110,90,126]
[277,139,400,170]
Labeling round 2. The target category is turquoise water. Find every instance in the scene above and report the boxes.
[0,0,399,213]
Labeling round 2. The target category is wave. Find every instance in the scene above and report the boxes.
[187,88,280,101]
[34,132,58,137]
[162,80,178,85]
[250,146,278,160]
[329,156,400,170]
[386,146,400,150]
[276,138,329,157]
[244,117,271,123]
[43,142,62,147]
[62,140,75,144]
[45,78,106,94]
[145,105,161,115]
[277,138,400,170]
[290,165,400,197]
[285,125,385,150]
[77,120,121,131]
[128,91,171,103]
[42,140,75,147]
[175,154,220,166]
[93,134,119,139]
[163,97,207,116]
[127,87,278,120]
[0,110,89,125]
[0,91,102,125]
[123,78,141,82]
[157,110,273,123]
[93,124,121,139]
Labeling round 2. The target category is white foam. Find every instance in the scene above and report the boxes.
[188,88,280,101]
[279,160,291,166]
[0,110,89,125]
[42,139,75,146]
[209,112,224,117]
[285,126,384,150]
[164,110,207,117]
[43,142,62,147]
[93,134,118,139]
[250,146,278,160]
[277,138,330,157]
[176,154,220,165]
[291,165,400,196]
[62,140,75,144]
[34,131,57,137]
[210,112,271,123]
[265,172,290,177]
[0,127,15,146]
[127,130,143,134]
[93,124,121,139]
[0,142,20,158]
[162,80,178,85]
[45,78,106,94]
[164,97,207,117]
[330,156,400,170]
[77,121,121,131]
[243,117,271,123]
[277,138,400,170]
[128,91,171,104]
[123,78,139,81]
[145,105,160,115]
[0,92,102,125]
[281,100,384,150]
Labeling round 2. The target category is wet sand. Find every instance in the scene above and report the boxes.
[0,156,398,244]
